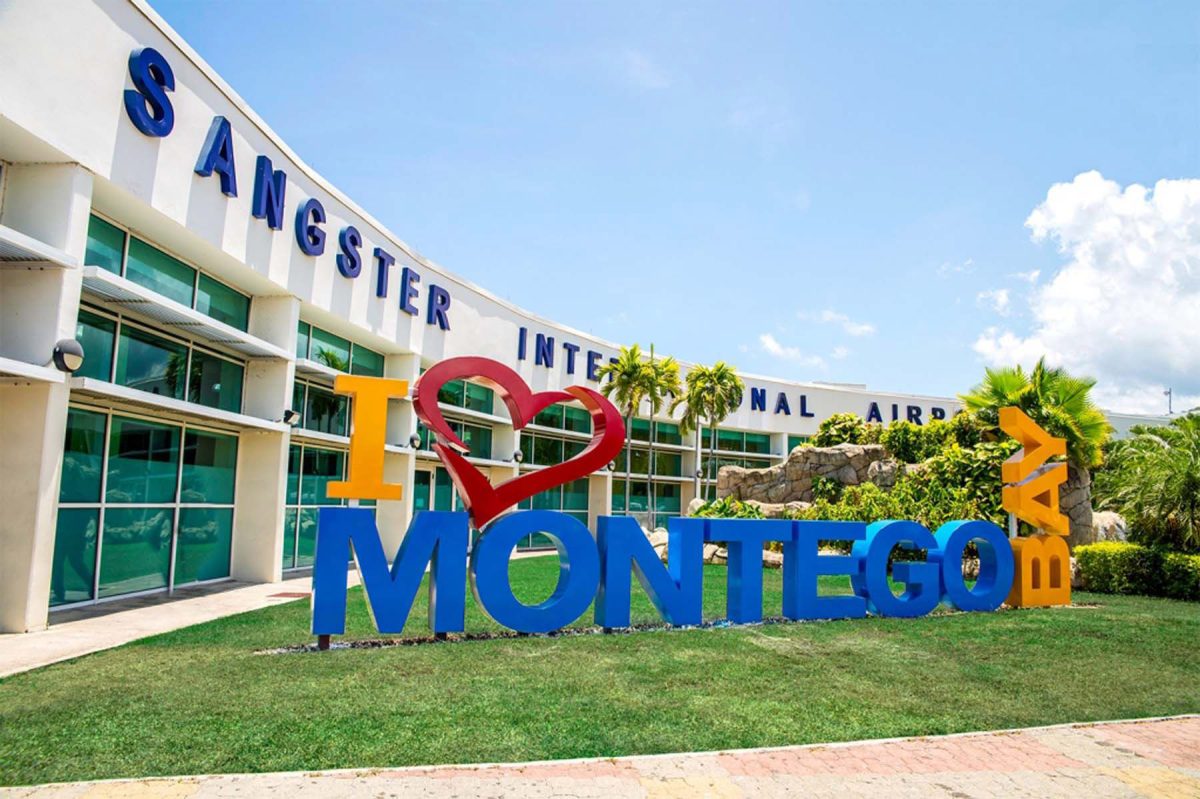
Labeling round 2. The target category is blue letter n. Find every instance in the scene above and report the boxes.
[251,154,287,230]
[595,516,704,628]
[312,508,468,635]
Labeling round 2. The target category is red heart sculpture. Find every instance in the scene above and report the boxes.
[413,356,626,529]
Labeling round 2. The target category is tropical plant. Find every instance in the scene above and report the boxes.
[671,361,745,501]
[959,357,1111,469]
[812,413,869,447]
[643,346,681,530]
[597,344,654,517]
[880,421,924,463]
[693,496,765,519]
[1094,414,1200,551]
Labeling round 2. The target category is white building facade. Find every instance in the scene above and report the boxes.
[0,0,1164,632]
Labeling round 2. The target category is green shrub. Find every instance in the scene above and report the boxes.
[693,496,765,520]
[812,413,869,447]
[881,421,924,463]
[811,476,843,503]
[948,410,984,449]
[920,418,956,458]
[1075,542,1200,601]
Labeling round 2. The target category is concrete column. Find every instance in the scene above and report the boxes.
[0,163,92,632]
[375,353,421,552]
[588,471,612,532]
[228,294,298,583]
[230,430,289,583]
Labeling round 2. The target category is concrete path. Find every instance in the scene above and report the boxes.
[0,571,355,678]
[3,716,1197,797]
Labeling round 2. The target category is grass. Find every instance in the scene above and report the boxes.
[1,557,1198,786]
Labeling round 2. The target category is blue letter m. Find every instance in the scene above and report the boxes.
[312,508,468,635]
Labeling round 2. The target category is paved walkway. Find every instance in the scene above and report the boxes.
[4,716,1197,797]
[0,571,355,678]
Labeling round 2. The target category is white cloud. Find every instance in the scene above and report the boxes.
[1011,269,1041,285]
[798,309,876,337]
[759,333,826,368]
[831,346,850,360]
[976,288,1011,316]
[974,171,1200,414]
[619,50,670,90]
[938,257,974,276]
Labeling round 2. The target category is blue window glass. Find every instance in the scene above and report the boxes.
[350,345,384,377]
[175,507,233,584]
[106,416,180,504]
[74,309,115,381]
[125,238,195,307]
[60,408,106,503]
[195,274,249,331]
[188,349,244,413]
[50,509,98,606]
[115,325,188,400]
[180,430,237,504]
[84,215,125,275]
[98,507,173,598]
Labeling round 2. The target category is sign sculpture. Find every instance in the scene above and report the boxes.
[311,357,1069,639]
[999,407,1072,607]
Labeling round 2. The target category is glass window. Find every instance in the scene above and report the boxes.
[534,404,564,428]
[296,321,311,359]
[180,430,237,504]
[654,421,682,445]
[655,451,682,476]
[310,327,350,371]
[174,507,232,584]
[629,448,650,474]
[195,274,249,331]
[296,507,318,567]
[304,384,348,436]
[50,508,98,606]
[463,382,494,414]
[788,435,809,451]
[532,486,561,510]
[282,509,298,570]
[717,430,744,452]
[533,435,563,466]
[744,433,771,455]
[188,350,244,413]
[75,309,115,381]
[433,467,455,511]
[460,423,493,460]
[85,215,125,275]
[106,416,180,504]
[563,478,589,511]
[630,419,651,441]
[300,447,345,505]
[655,483,681,514]
[115,325,188,400]
[60,408,106,503]
[350,345,384,377]
[412,470,432,511]
[126,238,196,307]
[565,439,586,460]
[291,382,306,421]
[286,445,301,505]
[628,481,649,511]
[437,379,465,407]
[564,406,591,434]
[98,507,173,598]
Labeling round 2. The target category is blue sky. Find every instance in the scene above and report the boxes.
[149,0,1199,412]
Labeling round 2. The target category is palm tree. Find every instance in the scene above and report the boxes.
[643,346,681,530]
[959,357,1111,469]
[1095,413,1200,551]
[597,345,653,517]
[671,362,745,501]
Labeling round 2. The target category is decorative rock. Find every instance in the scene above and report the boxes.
[685,497,706,517]
[762,550,783,569]
[702,543,720,562]
[1092,511,1128,543]
[648,530,669,549]
[867,460,899,489]
[718,443,890,504]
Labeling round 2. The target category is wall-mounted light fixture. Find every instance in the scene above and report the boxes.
[51,338,84,373]
[281,409,301,427]
[513,449,524,463]
[409,432,423,449]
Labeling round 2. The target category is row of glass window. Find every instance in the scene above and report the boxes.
[292,380,351,437]
[611,481,682,515]
[416,419,494,460]
[531,402,593,433]
[788,435,811,451]
[612,446,684,477]
[432,376,496,415]
[296,321,384,376]
[630,418,683,445]
[52,407,237,606]
[282,444,377,569]
[85,215,250,331]
[700,455,776,474]
[75,306,245,414]
[701,429,773,455]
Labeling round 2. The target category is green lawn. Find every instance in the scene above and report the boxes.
[2,557,1198,786]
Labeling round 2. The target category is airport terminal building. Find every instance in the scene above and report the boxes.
[0,0,1161,632]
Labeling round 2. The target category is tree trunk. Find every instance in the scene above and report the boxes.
[707,418,718,501]
[623,414,632,517]
[692,428,702,501]
[647,415,656,531]
[1063,464,1095,549]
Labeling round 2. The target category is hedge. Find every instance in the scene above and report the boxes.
[1075,542,1200,602]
